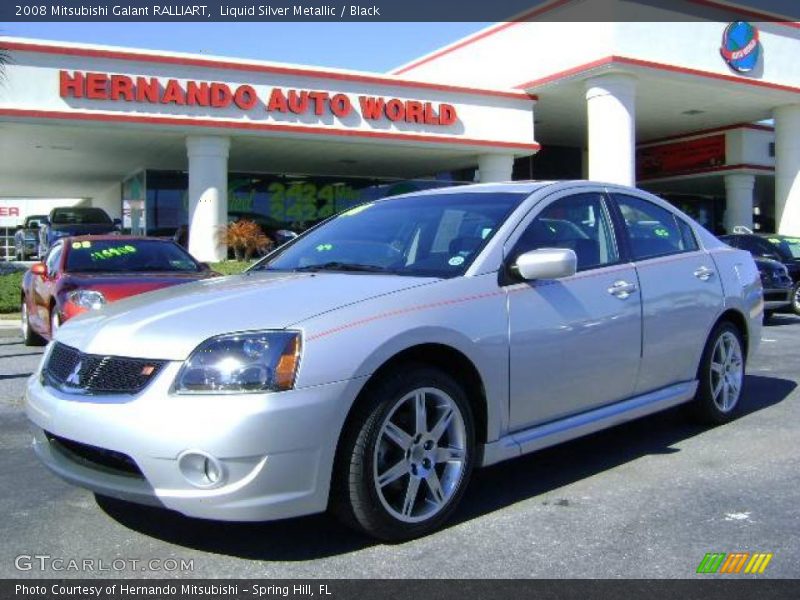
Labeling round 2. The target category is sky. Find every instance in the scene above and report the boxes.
[1,23,490,73]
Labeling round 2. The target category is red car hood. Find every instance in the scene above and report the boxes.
[60,271,217,301]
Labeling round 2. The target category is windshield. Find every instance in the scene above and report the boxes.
[768,236,800,260]
[52,208,112,225]
[252,192,527,277]
[65,240,203,273]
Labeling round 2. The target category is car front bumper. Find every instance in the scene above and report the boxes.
[24,360,359,521]
[763,286,793,310]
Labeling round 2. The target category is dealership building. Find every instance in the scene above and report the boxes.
[1,0,800,261]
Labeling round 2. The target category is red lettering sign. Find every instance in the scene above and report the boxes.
[637,135,726,179]
[58,71,459,128]
[0,207,21,217]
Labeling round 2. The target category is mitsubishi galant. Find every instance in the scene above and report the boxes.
[25,181,762,540]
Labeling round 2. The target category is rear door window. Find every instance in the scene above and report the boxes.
[613,194,694,260]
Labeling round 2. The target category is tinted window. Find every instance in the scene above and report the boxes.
[51,208,112,225]
[769,236,800,259]
[615,194,692,260]
[677,218,698,251]
[255,192,526,278]
[736,236,779,258]
[510,193,619,271]
[45,245,63,276]
[65,240,202,273]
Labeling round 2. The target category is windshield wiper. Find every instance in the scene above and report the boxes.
[293,261,390,273]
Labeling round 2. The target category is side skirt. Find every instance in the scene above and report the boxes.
[480,380,698,467]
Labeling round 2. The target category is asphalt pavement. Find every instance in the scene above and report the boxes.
[1,316,798,579]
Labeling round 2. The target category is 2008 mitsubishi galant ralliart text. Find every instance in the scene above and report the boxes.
[25,181,762,541]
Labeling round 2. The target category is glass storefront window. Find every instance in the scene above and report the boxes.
[143,170,467,239]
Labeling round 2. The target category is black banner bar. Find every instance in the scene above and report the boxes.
[3,579,800,600]
[2,0,800,23]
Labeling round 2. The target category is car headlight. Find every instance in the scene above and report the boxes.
[174,331,302,394]
[67,289,106,310]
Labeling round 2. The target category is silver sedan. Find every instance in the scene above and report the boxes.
[25,181,762,540]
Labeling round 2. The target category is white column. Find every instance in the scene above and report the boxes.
[585,74,637,186]
[724,174,755,233]
[774,105,800,235]
[186,135,230,262]
[477,154,514,183]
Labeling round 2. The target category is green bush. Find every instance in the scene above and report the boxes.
[0,271,23,314]
[209,260,254,276]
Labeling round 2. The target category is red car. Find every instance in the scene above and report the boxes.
[20,235,219,346]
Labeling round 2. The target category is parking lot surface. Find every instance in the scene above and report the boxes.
[1,317,798,579]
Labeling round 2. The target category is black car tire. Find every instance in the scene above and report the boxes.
[21,299,46,347]
[691,322,746,426]
[331,363,475,541]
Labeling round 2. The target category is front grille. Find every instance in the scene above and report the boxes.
[44,342,165,395]
[45,431,143,477]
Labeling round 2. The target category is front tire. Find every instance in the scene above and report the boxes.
[692,322,745,425]
[331,364,475,541]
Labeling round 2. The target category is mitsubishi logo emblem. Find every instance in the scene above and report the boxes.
[65,361,82,386]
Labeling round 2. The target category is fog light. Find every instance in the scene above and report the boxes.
[178,451,225,488]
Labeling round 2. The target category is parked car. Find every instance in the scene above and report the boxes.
[13,214,47,260]
[39,207,121,256]
[720,233,800,315]
[20,236,218,346]
[752,257,794,321]
[25,182,761,541]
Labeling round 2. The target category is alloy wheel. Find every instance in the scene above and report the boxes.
[793,284,800,314]
[372,387,467,524]
[709,331,744,413]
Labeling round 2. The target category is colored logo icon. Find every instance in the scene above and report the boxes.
[697,552,773,574]
[720,21,761,73]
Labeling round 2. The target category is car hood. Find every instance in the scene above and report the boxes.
[56,271,437,360]
[59,271,217,302]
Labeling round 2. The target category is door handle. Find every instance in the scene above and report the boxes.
[693,266,715,281]
[608,280,637,299]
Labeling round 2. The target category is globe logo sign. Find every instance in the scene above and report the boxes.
[720,21,761,73]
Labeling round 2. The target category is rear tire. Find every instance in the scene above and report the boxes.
[691,322,745,425]
[331,364,475,541]
[21,299,46,347]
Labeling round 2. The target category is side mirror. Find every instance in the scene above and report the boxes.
[31,263,47,277]
[513,248,577,281]
[199,262,211,270]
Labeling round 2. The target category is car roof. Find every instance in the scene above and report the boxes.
[392,181,556,197]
